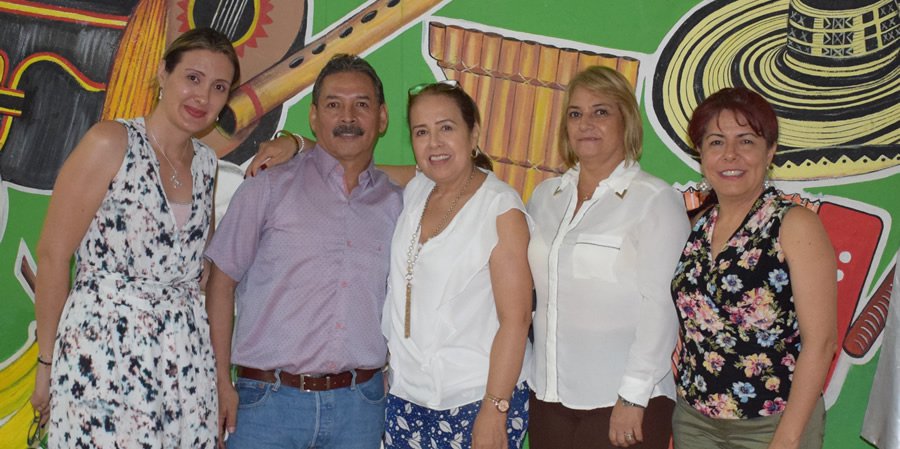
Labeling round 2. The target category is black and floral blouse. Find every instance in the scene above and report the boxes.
[671,188,799,419]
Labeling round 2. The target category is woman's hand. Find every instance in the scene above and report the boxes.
[30,363,52,425]
[609,399,644,447]
[216,379,238,449]
[472,405,508,449]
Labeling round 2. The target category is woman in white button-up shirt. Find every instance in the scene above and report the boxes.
[526,66,691,449]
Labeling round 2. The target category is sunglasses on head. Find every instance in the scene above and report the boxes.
[408,79,460,96]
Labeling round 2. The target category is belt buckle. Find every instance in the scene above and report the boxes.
[300,373,311,392]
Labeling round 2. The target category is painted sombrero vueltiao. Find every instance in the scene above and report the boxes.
[652,0,899,181]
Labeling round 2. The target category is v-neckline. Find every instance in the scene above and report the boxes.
[140,118,196,231]
[706,189,771,264]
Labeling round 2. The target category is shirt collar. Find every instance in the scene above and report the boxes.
[559,160,640,197]
[311,144,377,189]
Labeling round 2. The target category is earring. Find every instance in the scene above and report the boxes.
[763,177,774,189]
[471,147,478,159]
[696,177,710,192]
[158,89,163,100]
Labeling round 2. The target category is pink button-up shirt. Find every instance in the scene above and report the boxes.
[206,146,402,374]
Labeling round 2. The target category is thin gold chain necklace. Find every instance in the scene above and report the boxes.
[404,166,476,338]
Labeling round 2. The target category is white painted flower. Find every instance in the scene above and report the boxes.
[439,420,453,433]
[397,415,410,430]
[510,416,524,430]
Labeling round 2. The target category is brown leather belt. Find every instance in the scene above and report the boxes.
[236,366,380,391]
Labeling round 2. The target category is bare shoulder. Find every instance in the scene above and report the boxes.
[73,120,127,163]
[55,120,129,189]
[781,205,825,237]
[780,205,833,259]
[73,120,128,159]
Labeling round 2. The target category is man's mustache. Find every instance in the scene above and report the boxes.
[333,124,364,137]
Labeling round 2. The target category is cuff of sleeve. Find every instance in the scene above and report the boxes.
[618,375,654,407]
[203,253,243,283]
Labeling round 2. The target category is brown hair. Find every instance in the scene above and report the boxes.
[687,87,778,151]
[407,82,493,171]
[559,66,642,168]
[163,27,240,88]
[686,87,779,221]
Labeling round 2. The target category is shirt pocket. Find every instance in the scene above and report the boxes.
[572,234,623,281]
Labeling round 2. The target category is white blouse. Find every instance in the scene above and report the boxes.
[383,169,533,410]
[527,161,690,409]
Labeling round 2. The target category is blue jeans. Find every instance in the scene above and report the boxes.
[226,370,386,449]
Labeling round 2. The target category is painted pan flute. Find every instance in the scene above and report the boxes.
[427,22,640,201]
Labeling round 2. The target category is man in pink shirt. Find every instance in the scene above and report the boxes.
[205,54,403,449]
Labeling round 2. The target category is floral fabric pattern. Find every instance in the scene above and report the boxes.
[671,188,799,419]
[48,118,219,448]
[384,383,529,449]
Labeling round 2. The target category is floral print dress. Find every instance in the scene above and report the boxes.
[49,118,218,448]
[671,188,799,419]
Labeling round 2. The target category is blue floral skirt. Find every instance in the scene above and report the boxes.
[384,382,529,449]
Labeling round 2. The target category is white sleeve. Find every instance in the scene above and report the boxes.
[618,186,691,405]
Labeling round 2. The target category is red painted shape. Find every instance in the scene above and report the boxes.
[816,202,883,386]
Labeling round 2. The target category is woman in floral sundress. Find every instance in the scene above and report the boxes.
[30,28,239,448]
[670,87,837,449]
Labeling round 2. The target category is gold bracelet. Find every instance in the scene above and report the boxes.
[274,130,304,156]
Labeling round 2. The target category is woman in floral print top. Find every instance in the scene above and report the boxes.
[670,88,837,449]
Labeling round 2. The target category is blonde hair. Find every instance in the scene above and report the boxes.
[558,66,642,168]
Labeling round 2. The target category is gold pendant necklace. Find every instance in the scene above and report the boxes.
[147,125,188,190]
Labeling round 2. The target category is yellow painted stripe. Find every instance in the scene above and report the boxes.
[12,54,105,92]
[0,0,127,28]
[0,116,12,149]
[0,88,25,98]
[0,107,22,116]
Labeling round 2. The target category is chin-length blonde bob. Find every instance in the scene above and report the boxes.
[558,66,642,169]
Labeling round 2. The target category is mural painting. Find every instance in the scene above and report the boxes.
[0,0,896,447]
